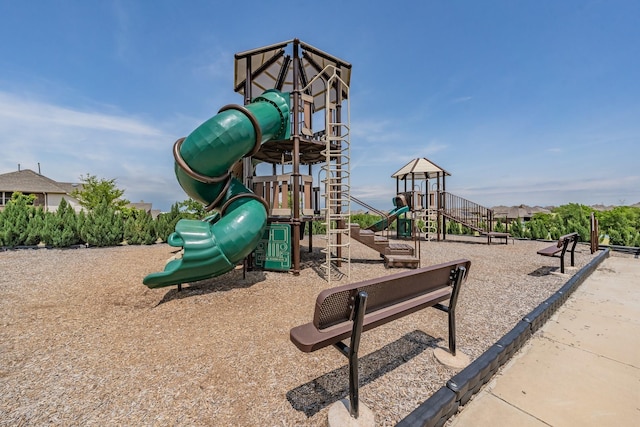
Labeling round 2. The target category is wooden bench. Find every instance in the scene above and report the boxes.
[290,259,471,418]
[537,232,579,274]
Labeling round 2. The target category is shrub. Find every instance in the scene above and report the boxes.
[447,221,462,235]
[0,192,34,247]
[597,206,640,247]
[42,198,81,248]
[80,202,124,247]
[155,203,182,242]
[510,219,525,238]
[124,209,156,245]
[25,207,46,246]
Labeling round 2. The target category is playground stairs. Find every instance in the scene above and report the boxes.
[440,191,495,235]
[349,223,419,268]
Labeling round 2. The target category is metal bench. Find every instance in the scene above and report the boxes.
[486,231,512,245]
[290,259,471,418]
[536,232,579,273]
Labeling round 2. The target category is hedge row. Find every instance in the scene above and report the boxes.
[0,194,192,248]
[447,203,640,247]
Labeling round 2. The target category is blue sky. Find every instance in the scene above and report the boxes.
[1,1,638,211]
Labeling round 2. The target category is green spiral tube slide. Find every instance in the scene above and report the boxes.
[143,90,290,288]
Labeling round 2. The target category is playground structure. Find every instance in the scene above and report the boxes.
[391,157,451,241]
[144,39,353,288]
[390,157,499,242]
[142,39,500,289]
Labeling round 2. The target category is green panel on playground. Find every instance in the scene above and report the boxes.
[397,218,413,238]
[254,224,291,271]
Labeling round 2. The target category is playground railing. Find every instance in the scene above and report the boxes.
[252,174,315,217]
[440,192,494,234]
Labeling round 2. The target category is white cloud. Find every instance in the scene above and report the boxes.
[0,92,162,136]
[0,91,183,210]
[453,175,640,207]
[450,96,472,104]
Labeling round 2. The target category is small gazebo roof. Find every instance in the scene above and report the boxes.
[234,39,351,112]
[391,158,451,180]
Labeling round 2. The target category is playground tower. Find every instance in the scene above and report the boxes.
[234,39,352,279]
[392,158,451,240]
[143,40,351,288]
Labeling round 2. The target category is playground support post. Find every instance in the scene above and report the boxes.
[291,40,302,275]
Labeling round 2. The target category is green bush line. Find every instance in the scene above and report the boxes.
[1,196,638,248]
[447,203,640,247]
[0,193,196,248]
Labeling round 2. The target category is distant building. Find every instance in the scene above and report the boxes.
[128,201,162,219]
[0,169,157,216]
[0,169,83,213]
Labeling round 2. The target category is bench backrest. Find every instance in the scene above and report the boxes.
[313,259,471,330]
[557,232,579,248]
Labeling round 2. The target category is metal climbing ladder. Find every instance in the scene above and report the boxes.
[318,67,351,283]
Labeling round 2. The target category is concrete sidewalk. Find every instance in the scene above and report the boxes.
[449,255,640,427]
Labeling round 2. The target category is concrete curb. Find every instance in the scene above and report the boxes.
[396,248,611,427]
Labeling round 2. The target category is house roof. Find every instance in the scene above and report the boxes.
[391,158,451,180]
[0,169,75,194]
[492,204,552,219]
[129,202,152,212]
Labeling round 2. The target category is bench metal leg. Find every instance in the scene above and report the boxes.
[333,291,368,419]
[448,307,457,356]
[570,238,578,267]
[559,236,579,273]
[433,266,466,356]
[448,266,466,356]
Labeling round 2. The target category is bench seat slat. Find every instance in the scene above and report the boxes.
[291,287,452,352]
[537,245,562,256]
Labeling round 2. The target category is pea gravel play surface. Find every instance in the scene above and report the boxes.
[0,236,599,426]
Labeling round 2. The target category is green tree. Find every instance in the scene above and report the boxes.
[0,192,35,246]
[552,203,590,240]
[350,213,383,229]
[43,198,81,248]
[80,201,124,247]
[71,174,129,212]
[447,221,462,235]
[155,202,183,242]
[25,206,46,246]
[597,206,640,246]
[510,219,525,238]
[527,213,552,240]
[124,209,156,245]
[178,198,207,219]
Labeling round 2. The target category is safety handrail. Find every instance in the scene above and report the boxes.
[440,191,494,234]
[348,195,387,218]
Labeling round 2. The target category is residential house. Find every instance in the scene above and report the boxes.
[0,169,83,212]
[0,169,160,217]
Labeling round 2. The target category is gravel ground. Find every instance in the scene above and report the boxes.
[0,234,601,426]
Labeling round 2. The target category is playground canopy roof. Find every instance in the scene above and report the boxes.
[392,158,451,180]
[234,39,351,112]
